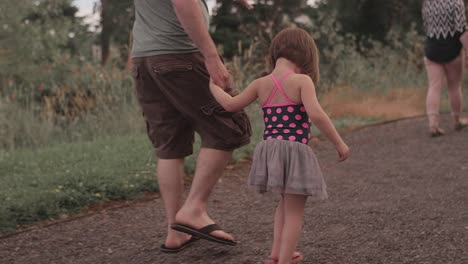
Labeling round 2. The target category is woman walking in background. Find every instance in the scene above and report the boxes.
[422,0,468,137]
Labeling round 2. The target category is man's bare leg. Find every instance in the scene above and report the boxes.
[158,158,191,247]
[175,148,234,241]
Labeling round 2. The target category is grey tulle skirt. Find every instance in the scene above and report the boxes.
[249,139,328,199]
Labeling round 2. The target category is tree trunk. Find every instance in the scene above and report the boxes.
[100,0,111,65]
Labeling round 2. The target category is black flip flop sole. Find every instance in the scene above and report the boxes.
[171,223,237,246]
[160,236,200,254]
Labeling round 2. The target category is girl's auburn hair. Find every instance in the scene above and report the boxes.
[269,27,320,85]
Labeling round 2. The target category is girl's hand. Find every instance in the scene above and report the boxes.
[209,78,222,92]
[336,143,349,162]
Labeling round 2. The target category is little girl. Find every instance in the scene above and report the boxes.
[210,28,349,264]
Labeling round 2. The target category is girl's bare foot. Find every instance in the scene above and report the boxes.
[264,252,303,264]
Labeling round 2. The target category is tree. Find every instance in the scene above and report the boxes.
[97,0,134,66]
[315,0,425,44]
[0,0,92,100]
[211,0,313,58]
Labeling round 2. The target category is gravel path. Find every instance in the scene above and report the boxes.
[1,115,467,264]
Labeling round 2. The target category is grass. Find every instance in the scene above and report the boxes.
[0,134,158,233]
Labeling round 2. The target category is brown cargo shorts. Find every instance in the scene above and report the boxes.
[132,52,252,159]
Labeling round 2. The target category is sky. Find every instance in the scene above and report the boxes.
[74,0,100,28]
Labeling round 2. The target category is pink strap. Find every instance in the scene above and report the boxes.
[264,72,295,106]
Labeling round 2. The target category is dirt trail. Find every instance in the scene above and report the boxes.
[1,115,467,264]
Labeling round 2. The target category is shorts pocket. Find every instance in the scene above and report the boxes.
[152,61,193,75]
[200,100,229,116]
[200,100,252,139]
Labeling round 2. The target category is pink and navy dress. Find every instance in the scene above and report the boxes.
[248,73,328,198]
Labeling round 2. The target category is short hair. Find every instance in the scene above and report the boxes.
[269,28,320,85]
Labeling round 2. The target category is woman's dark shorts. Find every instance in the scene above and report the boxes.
[425,32,463,63]
[132,52,252,159]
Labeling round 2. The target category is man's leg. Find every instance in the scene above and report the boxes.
[157,158,191,247]
[132,56,196,247]
[175,148,234,241]
[149,53,251,242]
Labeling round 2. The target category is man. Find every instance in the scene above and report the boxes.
[131,0,253,253]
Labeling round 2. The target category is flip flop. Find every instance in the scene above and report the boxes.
[264,252,304,264]
[160,236,200,254]
[171,223,237,246]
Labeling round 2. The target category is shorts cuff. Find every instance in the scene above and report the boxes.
[156,149,193,159]
[201,137,251,152]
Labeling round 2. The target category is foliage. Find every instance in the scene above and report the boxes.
[96,0,134,65]
[0,0,92,63]
[212,0,314,58]
[0,62,139,150]
[0,0,94,100]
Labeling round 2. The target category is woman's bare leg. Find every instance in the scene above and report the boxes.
[444,53,467,129]
[424,57,446,134]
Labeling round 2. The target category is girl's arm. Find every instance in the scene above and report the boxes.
[209,79,259,112]
[299,75,349,161]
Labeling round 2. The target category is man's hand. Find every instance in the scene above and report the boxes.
[237,0,254,10]
[205,55,229,88]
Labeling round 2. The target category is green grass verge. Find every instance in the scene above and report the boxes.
[0,134,159,234]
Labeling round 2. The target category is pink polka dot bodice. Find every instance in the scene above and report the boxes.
[263,104,311,144]
[262,72,312,144]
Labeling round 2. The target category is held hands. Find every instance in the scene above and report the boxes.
[205,55,229,89]
[336,142,350,162]
[209,78,222,92]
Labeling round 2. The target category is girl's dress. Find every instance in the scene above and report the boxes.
[248,73,328,199]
